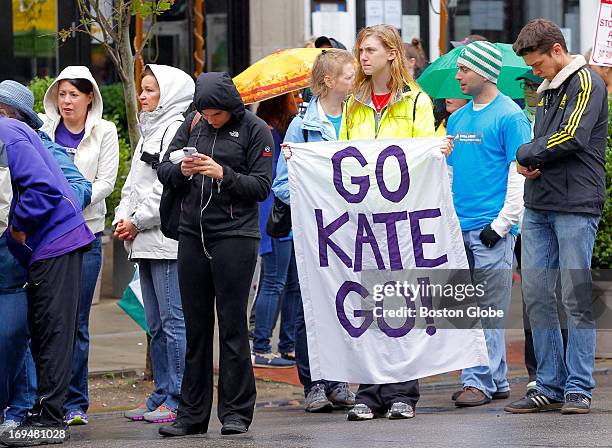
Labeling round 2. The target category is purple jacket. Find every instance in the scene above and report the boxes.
[0,117,94,267]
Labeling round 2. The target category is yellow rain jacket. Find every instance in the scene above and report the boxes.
[339,85,435,140]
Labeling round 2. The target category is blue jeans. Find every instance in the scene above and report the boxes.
[252,239,299,354]
[5,347,36,422]
[521,208,599,400]
[0,290,35,419]
[460,229,515,399]
[139,259,186,412]
[64,235,102,414]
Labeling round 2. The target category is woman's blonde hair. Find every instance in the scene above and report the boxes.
[309,49,355,98]
[350,25,416,116]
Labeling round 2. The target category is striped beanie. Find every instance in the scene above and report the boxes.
[457,41,502,84]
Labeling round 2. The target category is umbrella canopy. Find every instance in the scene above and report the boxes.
[234,48,325,105]
[417,43,528,99]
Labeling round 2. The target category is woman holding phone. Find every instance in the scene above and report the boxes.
[157,72,273,437]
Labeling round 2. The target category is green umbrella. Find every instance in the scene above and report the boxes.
[417,43,528,99]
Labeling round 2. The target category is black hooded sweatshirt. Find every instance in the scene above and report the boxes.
[157,72,273,240]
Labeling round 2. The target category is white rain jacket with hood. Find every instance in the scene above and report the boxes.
[41,66,119,234]
[113,65,195,259]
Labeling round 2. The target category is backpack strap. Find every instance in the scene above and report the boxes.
[159,119,185,154]
[190,112,202,133]
[412,91,422,138]
[302,128,308,143]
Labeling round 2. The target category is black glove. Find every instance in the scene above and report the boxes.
[479,224,502,248]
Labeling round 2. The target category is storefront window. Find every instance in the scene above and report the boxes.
[450,0,581,51]
[205,0,229,73]
[12,0,57,82]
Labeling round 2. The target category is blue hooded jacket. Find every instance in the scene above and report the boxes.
[272,96,337,205]
[0,117,93,267]
[0,129,92,292]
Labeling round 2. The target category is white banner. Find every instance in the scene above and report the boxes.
[288,138,489,384]
[591,0,612,67]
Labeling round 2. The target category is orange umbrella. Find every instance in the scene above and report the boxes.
[234,48,324,104]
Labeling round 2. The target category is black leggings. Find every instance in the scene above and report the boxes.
[176,234,258,429]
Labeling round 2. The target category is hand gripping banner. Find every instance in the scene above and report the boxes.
[288,137,489,384]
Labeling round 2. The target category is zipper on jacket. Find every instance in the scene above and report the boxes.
[62,195,78,213]
[230,203,234,219]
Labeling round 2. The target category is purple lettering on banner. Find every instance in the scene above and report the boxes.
[336,281,373,337]
[372,211,408,270]
[331,146,369,203]
[354,213,385,272]
[409,208,448,268]
[377,281,416,337]
[315,209,352,268]
[375,145,410,203]
[417,277,437,336]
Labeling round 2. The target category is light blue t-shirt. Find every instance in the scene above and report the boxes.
[326,113,342,139]
[447,93,531,233]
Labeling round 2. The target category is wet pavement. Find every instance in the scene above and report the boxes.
[68,371,612,448]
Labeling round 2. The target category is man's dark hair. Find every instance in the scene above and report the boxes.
[513,19,568,56]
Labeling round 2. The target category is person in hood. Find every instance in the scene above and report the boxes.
[0,79,92,436]
[40,66,119,426]
[0,116,94,447]
[114,65,194,424]
[157,72,273,437]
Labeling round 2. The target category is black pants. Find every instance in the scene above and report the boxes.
[27,249,84,426]
[355,381,420,414]
[177,234,258,429]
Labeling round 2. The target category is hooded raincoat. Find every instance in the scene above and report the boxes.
[41,66,119,234]
[157,72,274,241]
[114,65,195,259]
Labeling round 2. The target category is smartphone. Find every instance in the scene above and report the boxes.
[183,146,197,156]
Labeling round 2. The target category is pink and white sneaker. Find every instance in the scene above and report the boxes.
[143,405,177,423]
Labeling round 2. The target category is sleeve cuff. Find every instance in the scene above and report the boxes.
[490,219,511,238]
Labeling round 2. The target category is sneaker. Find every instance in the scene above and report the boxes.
[526,380,537,392]
[347,404,382,421]
[304,384,333,413]
[504,389,563,413]
[221,417,248,435]
[251,352,295,368]
[451,390,508,400]
[124,404,150,421]
[65,410,88,426]
[327,383,356,409]
[454,386,491,407]
[0,419,69,446]
[386,402,415,420]
[143,405,176,423]
[280,352,296,362]
[492,390,510,400]
[159,421,207,437]
[561,393,591,414]
[0,420,19,437]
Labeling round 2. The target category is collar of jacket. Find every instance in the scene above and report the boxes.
[537,55,587,94]
[301,96,337,140]
[352,82,420,111]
